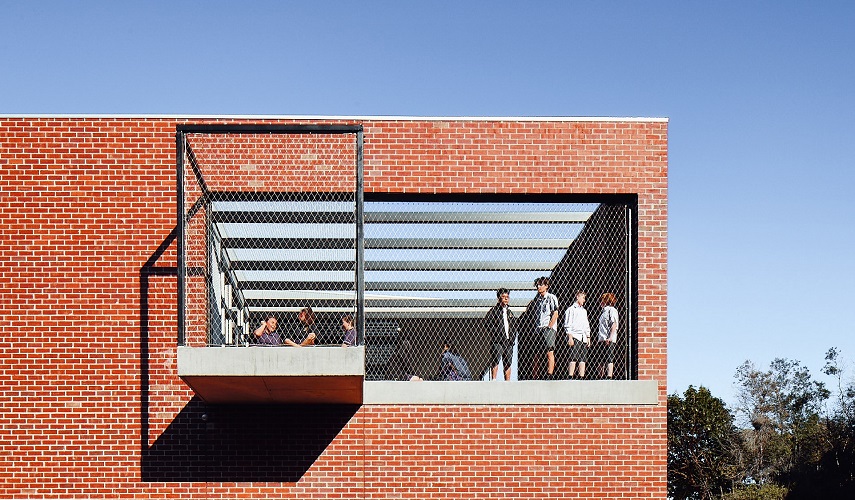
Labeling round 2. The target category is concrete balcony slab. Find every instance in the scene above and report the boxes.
[178,346,364,404]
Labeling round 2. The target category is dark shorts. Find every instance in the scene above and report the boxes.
[536,327,556,351]
[492,340,514,368]
[593,341,615,364]
[567,339,588,362]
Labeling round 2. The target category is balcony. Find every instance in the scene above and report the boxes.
[178,346,365,404]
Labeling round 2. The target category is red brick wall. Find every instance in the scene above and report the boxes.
[0,117,667,498]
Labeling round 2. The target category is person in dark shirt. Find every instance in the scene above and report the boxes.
[253,314,282,345]
[341,314,358,347]
[484,287,516,380]
[283,307,316,347]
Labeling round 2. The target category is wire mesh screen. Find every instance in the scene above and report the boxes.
[180,130,359,347]
[178,126,634,381]
[364,200,633,381]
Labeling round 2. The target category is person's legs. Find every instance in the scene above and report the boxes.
[593,343,606,379]
[501,342,513,381]
[577,343,588,378]
[542,328,557,377]
[606,343,615,378]
[491,342,505,380]
[568,342,585,378]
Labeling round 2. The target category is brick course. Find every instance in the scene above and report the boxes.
[0,116,667,498]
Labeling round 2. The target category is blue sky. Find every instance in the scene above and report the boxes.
[3,1,853,405]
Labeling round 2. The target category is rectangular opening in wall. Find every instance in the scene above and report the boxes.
[363,193,637,382]
[176,125,638,391]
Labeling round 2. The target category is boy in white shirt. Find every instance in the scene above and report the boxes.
[563,291,590,379]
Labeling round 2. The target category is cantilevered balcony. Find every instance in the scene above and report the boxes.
[178,346,365,404]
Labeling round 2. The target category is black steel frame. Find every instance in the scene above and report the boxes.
[176,123,365,346]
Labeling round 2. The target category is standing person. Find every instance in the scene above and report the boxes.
[484,288,517,380]
[341,314,358,347]
[564,291,591,379]
[254,314,282,345]
[596,293,619,379]
[532,276,560,379]
[283,307,316,347]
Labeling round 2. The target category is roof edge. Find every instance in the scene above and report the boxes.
[0,113,669,123]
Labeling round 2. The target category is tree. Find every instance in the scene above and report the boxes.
[822,347,855,425]
[792,347,855,498]
[733,358,830,493]
[669,385,743,499]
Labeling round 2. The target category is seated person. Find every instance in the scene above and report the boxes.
[283,307,316,347]
[253,314,282,345]
[439,341,472,381]
[341,314,359,347]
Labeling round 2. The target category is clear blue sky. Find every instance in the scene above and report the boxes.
[3,1,853,405]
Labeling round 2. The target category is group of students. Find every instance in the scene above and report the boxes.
[485,276,619,381]
[250,276,619,382]
[252,306,358,347]
[388,276,620,382]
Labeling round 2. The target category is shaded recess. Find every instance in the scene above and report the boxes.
[142,397,359,482]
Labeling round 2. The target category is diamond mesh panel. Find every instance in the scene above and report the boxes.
[180,131,359,347]
[364,201,633,381]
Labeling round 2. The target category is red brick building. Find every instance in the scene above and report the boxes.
[0,116,667,499]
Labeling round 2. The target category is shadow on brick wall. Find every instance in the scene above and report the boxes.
[141,398,359,482]
[139,226,360,482]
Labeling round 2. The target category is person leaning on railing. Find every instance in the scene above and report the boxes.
[253,311,315,346]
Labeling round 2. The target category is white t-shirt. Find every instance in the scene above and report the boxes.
[535,292,559,328]
[564,302,591,342]
[598,306,619,342]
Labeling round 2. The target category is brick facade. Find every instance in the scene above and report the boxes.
[0,116,667,498]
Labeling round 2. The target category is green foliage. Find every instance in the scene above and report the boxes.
[733,357,829,487]
[823,347,855,424]
[669,349,855,499]
[721,483,787,500]
[787,347,855,498]
[668,385,742,499]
